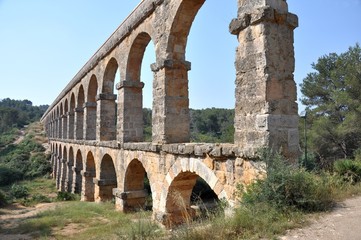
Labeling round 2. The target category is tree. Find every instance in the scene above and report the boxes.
[300,43,361,163]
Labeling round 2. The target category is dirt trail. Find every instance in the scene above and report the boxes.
[0,202,60,240]
[281,196,361,240]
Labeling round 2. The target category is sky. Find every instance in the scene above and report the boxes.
[0,0,360,113]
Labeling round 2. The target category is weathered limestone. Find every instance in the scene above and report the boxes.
[231,0,299,158]
[41,0,299,227]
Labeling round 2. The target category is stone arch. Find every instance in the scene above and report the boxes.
[76,85,85,140]
[102,58,119,94]
[97,154,117,202]
[85,75,98,140]
[63,99,69,139]
[97,58,118,141]
[56,144,62,189]
[123,158,152,211]
[167,0,204,61]
[68,93,76,139]
[67,146,74,192]
[117,32,153,142]
[83,151,96,201]
[73,149,83,194]
[161,157,227,226]
[60,146,68,191]
[59,102,64,139]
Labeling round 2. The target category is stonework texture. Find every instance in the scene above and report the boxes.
[41,0,298,227]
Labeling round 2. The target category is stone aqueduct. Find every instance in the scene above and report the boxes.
[41,0,299,226]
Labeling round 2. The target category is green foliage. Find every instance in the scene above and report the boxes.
[0,165,22,186]
[0,133,50,186]
[242,152,336,212]
[143,108,235,143]
[9,184,29,199]
[190,108,234,143]
[333,159,361,183]
[300,43,361,163]
[0,98,48,134]
[0,189,8,207]
[56,191,78,201]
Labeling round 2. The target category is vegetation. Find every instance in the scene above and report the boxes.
[0,98,48,135]
[300,43,361,166]
[143,108,234,143]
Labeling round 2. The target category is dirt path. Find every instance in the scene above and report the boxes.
[13,130,25,145]
[0,202,60,240]
[281,196,361,240]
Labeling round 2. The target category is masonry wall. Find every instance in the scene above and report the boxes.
[42,0,298,226]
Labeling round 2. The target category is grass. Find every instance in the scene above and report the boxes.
[3,201,161,239]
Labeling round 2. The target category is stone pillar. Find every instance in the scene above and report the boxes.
[72,166,82,194]
[61,114,68,139]
[56,157,61,189]
[59,158,67,192]
[81,170,95,201]
[93,178,117,202]
[74,107,84,140]
[66,162,73,192]
[117,80,145,143]
[67,111,75,140]
[96,94,117,141]
[113,188,148,212]
[150,60,191,143]
[84,102,97,140]
[230,0,299,158]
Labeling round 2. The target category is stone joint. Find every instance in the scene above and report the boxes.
[96,93,117,101]
[83,102,97,108]
[116,80,145,90]
[151,59,191,72]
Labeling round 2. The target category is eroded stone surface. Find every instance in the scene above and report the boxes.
[41,0,298,227]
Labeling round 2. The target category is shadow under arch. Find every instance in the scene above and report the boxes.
[162,157,227,227]
[97,154,117,202]
[123,158,152,212]
[73,149,83,194]
[67,146,74,192]
[82,151,96,201]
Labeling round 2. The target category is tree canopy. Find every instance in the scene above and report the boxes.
[0,98,48,134]
[300,43,361,162]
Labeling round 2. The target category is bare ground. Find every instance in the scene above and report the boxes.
[281,196,361,240]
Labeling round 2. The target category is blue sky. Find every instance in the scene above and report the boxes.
[0,0,360,113]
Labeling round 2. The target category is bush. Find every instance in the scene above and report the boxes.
[0,165,23,186]
[242,152,336,212]
[0,189,8,207]
[10,184,29,199]
[333,159,361,183]
[56,192,77,201]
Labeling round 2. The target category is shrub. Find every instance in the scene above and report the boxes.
[242,152,336,212]
[0,165,23,186]
[0,189,8,207]
[56,192,77,201]
[10,184,29,199]
[333,159,361,183]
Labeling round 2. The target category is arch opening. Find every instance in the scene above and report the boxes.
[165,171,219,227]
[67,147,74,192]
[123,159,152,212]
[98,58,118,141]
[97,154,117,202]
[85,75,98,140]
[73,150,83,194]
[83,151,96,201]
[76,86,85,140]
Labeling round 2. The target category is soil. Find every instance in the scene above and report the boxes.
[281,196,361,240]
